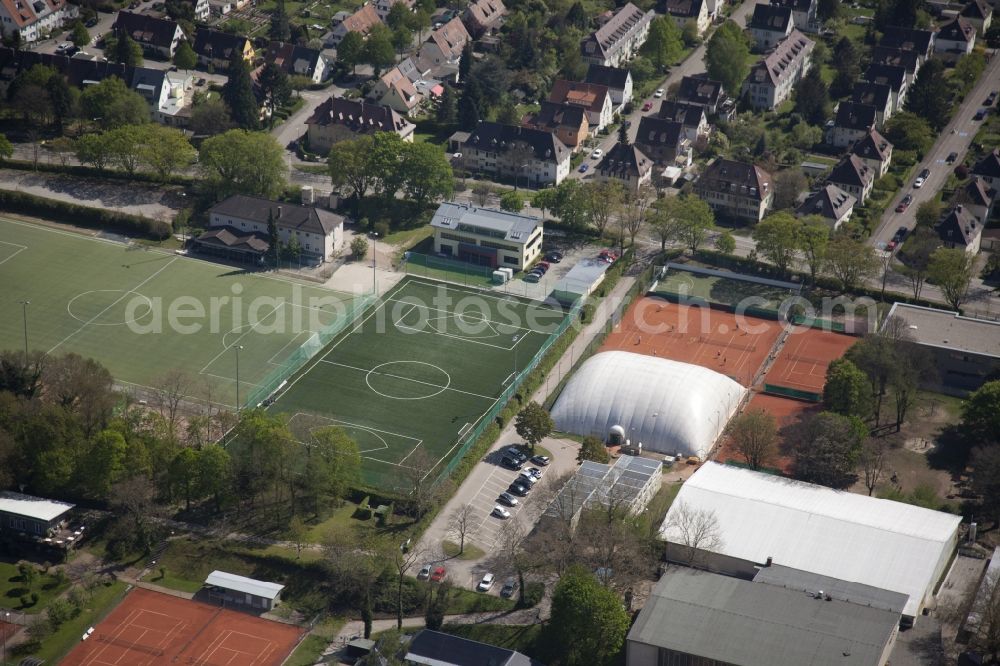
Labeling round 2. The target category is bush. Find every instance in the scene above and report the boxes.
[0,190,170,239]
[373,220,391,238]
[518,581,544,608]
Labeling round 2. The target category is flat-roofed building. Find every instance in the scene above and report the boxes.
[204,570,284,610]
[430,201,543,269]
[885,302,1000,395]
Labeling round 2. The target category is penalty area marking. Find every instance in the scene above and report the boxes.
[0,240,27,266]
[288,412,422,458]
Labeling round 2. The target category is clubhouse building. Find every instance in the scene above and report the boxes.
[430,201,543,270]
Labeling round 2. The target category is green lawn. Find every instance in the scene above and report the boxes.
[381,224,434,249]
[0,217,370,409]
[284,634,331,666]
[0,561,70,613]
[268,278,568,490]
[19,580,128,664]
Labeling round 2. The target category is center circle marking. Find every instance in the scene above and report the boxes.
[67,289,154,326]
[365,361,451,400]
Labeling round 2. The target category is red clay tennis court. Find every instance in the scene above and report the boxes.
[715,393,823,475]
[61,587,302,666]
[765,327,858,396]
[601,297,783,386]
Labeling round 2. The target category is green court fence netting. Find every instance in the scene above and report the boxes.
[762,384,823,402]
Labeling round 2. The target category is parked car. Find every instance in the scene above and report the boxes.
[654,88,664,98]
[530,454,550,466]
[529,265,547,276]
[501,579,517,598]
[477,573,495,592]
[642,101,653,111]
[501,455,523,470]
[506,447,527,462]
[913,176,925,188]
[417,564,432,580]
[975,108,988,120]
[498,492,519,507]
[523,273,541,283]
[946,152,959,164]
[431,566,447,582]
[55,41,73,52]
[599,249,619,263]
[537,261,550,270]
[887,240,897,251]
[919,168,930,179]
[508,482,529,497]
[492,505,511,519]
[518,470,538,485]
[894,226,909,242]
[591,148,603,159]
[578,163,589,173]
[85,16,98,26]
[544,252,563,263]
[527,466,543,479]
[895,194,913,212]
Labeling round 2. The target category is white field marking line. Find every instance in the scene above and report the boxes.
[0,240,27,266]
[48,256,178,354]
[383,297,546,334]
[115,379,237,411]
[85,608,145,666]
[392,303,418,328]
[200,630,277,666]
[404,278,566,314]
[319,359,497,401]
[289,412,421,444]
[416,392,504,482]
[267,330,310,365]
[394,321,516,350]
[201,372,259,389]
[397,440,424,466]
[198,302,286,374]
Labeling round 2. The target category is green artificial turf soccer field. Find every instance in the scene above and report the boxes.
[0,217,366,408]
[268,278,568,490]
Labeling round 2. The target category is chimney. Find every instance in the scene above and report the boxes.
[765,556,772,567]
[956,204,963,214]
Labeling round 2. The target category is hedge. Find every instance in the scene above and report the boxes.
[3,159,193,186]
[0,190,171,239]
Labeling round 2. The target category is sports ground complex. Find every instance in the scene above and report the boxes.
[61,587,302,666]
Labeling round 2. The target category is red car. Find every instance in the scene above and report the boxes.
[642,102,653,111]
[599,250,619,263]
[430,566,447,582]
[895,195,913,213]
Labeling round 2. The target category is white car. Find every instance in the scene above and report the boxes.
[477,573,495,592]
[56,42,73,52]
[518,470,538,485]
[913,177,925,188]
[492,505,511,519]
[654,88,664,98]
[591,148,603,159]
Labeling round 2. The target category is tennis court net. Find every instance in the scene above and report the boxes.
[776,352,835,366]
[698,336,757,352]
[97,635,165,656]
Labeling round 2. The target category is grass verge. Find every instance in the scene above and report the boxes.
[442,540,485,560]
[21,580,128,664]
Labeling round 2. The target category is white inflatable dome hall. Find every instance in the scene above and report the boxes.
[550,351,746,459]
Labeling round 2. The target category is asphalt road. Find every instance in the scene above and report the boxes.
[871,53,1000,249]
[571,0,757,181]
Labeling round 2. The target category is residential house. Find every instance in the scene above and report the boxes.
[662,0,709,37]
[634,116,689,166]
[748,3,794,50]
[463,0,506,38]
[0,0,76,44]
[522,101,589,150]
[370,66,420,114]
[267,42,327,83]
[206,195,345,262]
[693,158,774,222]
[934,17,976,56]
[880,25,935,61]
[419,17,470,68]
[951,177,995,225]
[795,183,857,230]
[972,148,1000,193]
[770,0,819,32]
[193,0,209,21]
[373,0,414,21]
[852,81,893,127]
[329,3,380,46]
[827,101,877,149]
[596,142,653,191]
[584,63,633,111]
[458,120,571,185]
[937,205,983,253]
[112,11,184,59]
[863,63,908,113]
[548,79,614,133]
[397,54,447,96]
[305,97,415,154]
[580,2,655,67]
[193,29,253,69]
[430,202,543,269]
[871,45,921,80]
[677,75,724,114]
[827,154,874,204]
[960,0,992,34]
[741,29,814,111]
[153,70,195,126]
[405,630,543,666]
[656,100,709,142]
[852,128,894,178]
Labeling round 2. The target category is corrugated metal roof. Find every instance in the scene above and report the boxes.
[0,492,74,522]
[659,463,961,618]
[204,570,284,599]
[753,564,908,612]
[430,202,541,245]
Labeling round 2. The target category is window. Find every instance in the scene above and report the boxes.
[503,255,518,264]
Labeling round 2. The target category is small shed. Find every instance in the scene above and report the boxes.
[204,570,284,610]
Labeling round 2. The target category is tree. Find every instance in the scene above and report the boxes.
[351,236,369,260]
[955,563,1000,659]
[189,98,233,135]
[79,429,127,499]
[551,180,589,230]
[583,180,623,238]
[898,226,937,299]
[222,50,259,130]
[914,199,941,229]
[75,133,112,171]
[329,135,374,203]
[793,67,830,125]
[169,447,200,509]
[80,76,149,129]
[500,190,524,212]
[195,444,231,512]
[447,503,475,555]
[772,167,808,211]
[199,130,286,198]
[70,21,90,48]
[364,25,397,75]
[960,380,1000,445]
[0,133,12,163]
[515,401,553,452]
[830,37,861,98]
[104,125,144,176]
[472,182,493,206]
[436,84,457,124]
[457,77,483,130]
[138,125,196,181]
[953,52,986,95]
[544,565,630,666]
[338,31,365,75]
[928,247,975,310]
[459,41,473,81]
[753,212,800,275]
[110,475,160,554]
[727,409,777,470]
[884,112,934,154]
[905,58,949,129]
[620,184,652,252]
[817,0,843,21]
[401,141,453,207]
[788,411,865,488]
[859,437,888,496]
[642,16,682,71]
[298,426,361,514]
[823,357,869,417]
[391,543,423,629]
[578,435,610,464]
[258,62,291,127]
[111,31,143,66]
[705,20,751,95]
[797,217,829,284]
[715,230,736,254]
[825,236,878,292]
[662,501,722,566]
[971,446,1000,529]
[270,0,291,41]
[173,40,197,71]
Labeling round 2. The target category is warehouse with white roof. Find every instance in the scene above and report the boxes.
[658,463,962,625]
[550,351,746,458]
